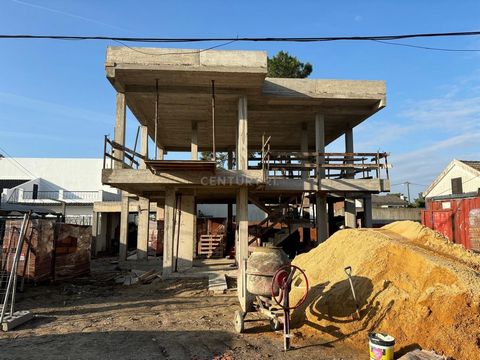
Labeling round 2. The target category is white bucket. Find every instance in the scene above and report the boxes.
[368,332,395,360]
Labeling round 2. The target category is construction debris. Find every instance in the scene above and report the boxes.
[115,269,161,286]
[290,221,480,360]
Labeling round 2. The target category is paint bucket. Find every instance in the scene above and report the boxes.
[368,332,395,360]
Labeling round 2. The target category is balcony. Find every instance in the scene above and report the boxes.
[5,189,120,204]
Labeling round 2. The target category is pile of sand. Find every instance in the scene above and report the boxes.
[290,221,480,359]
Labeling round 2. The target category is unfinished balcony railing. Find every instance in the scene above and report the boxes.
[103,135,146,170]
[256,144,390,182]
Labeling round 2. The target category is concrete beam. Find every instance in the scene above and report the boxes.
[264,178,389,193]
[102,168,264,188]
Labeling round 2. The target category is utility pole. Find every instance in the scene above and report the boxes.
[405,181,411,204]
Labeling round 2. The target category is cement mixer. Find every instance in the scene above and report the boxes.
[234,246,309,351]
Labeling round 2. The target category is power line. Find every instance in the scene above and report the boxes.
[112,38,238,56]
[372,39,480,52]
[0,31,480,43]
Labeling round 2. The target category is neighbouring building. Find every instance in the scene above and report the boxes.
[98,46,391,311]
[334,194,421,227]
[0,157,120,225]
[422,159,480,251]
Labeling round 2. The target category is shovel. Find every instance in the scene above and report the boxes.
[344,266,361,320]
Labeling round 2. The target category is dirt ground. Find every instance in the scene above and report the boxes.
[0,258,363,360]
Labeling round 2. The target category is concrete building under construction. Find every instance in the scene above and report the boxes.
[96,47,390,310]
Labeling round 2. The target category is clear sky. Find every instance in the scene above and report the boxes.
[0,0,479,198]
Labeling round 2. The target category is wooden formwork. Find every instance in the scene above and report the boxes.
[197,234,225,258]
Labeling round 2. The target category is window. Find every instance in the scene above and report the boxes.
[451,177,463,195]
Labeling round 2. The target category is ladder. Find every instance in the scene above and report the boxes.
[0,213,34,331]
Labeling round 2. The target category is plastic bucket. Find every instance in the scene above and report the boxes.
[368,332,395,360]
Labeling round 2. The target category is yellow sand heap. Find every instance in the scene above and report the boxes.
[290,221,480,359]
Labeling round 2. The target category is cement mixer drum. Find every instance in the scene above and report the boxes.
[246,246,290,297]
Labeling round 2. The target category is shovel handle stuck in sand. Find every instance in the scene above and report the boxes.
[344,266,361,320]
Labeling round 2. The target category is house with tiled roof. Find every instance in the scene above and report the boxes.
[423,159,480,199]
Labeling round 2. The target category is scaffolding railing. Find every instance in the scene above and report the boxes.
[258,150,390,181]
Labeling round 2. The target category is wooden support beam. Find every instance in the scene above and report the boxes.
[316,193,328,243]
[114,92,126,169]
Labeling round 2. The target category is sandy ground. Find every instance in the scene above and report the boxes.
[0,259,363,360]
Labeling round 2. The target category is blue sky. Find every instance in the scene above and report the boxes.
[0,0,479,198]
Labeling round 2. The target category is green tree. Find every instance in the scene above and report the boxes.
[267,51,313,78]
[411,192,426,208]
[200,151,228,168]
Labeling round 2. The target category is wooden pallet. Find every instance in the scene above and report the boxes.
[197,235,225,258]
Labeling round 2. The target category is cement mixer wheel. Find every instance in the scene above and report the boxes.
[234,310,245,333]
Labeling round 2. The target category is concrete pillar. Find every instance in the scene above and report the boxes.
[363,194,373,228]
[114,92,126,169]
[344,124,356,227]
[315,113,327,243]
[301,122,309,180]
[139,125,148,169]
[345,124,354,179]
[237,96,248,170]
[137,197,150,260]
[157,147,164,160]
[315,114,325,179]
[345,197,357,228]
[97,212,108,254]
[327,198,335,236]
[174,194,195,272]
[91,211,98,256]
[191,121,198,160]
[237,187,251,312]
[316,194,328,243]
[119,193,129,261]
[163,189,176,275]
[156,201,165,221]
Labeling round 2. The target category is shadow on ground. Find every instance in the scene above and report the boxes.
[0,330,234,360]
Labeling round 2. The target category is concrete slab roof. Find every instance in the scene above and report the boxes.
[105,46,386,151]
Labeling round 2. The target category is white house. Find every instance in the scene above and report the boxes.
[0,157,120,225]
[423,160,480,199]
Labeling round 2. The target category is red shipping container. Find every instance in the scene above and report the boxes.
[422,195,480,251]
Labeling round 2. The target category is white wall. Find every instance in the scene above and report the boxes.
[426,163,480,198]
[0,157,115,192]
